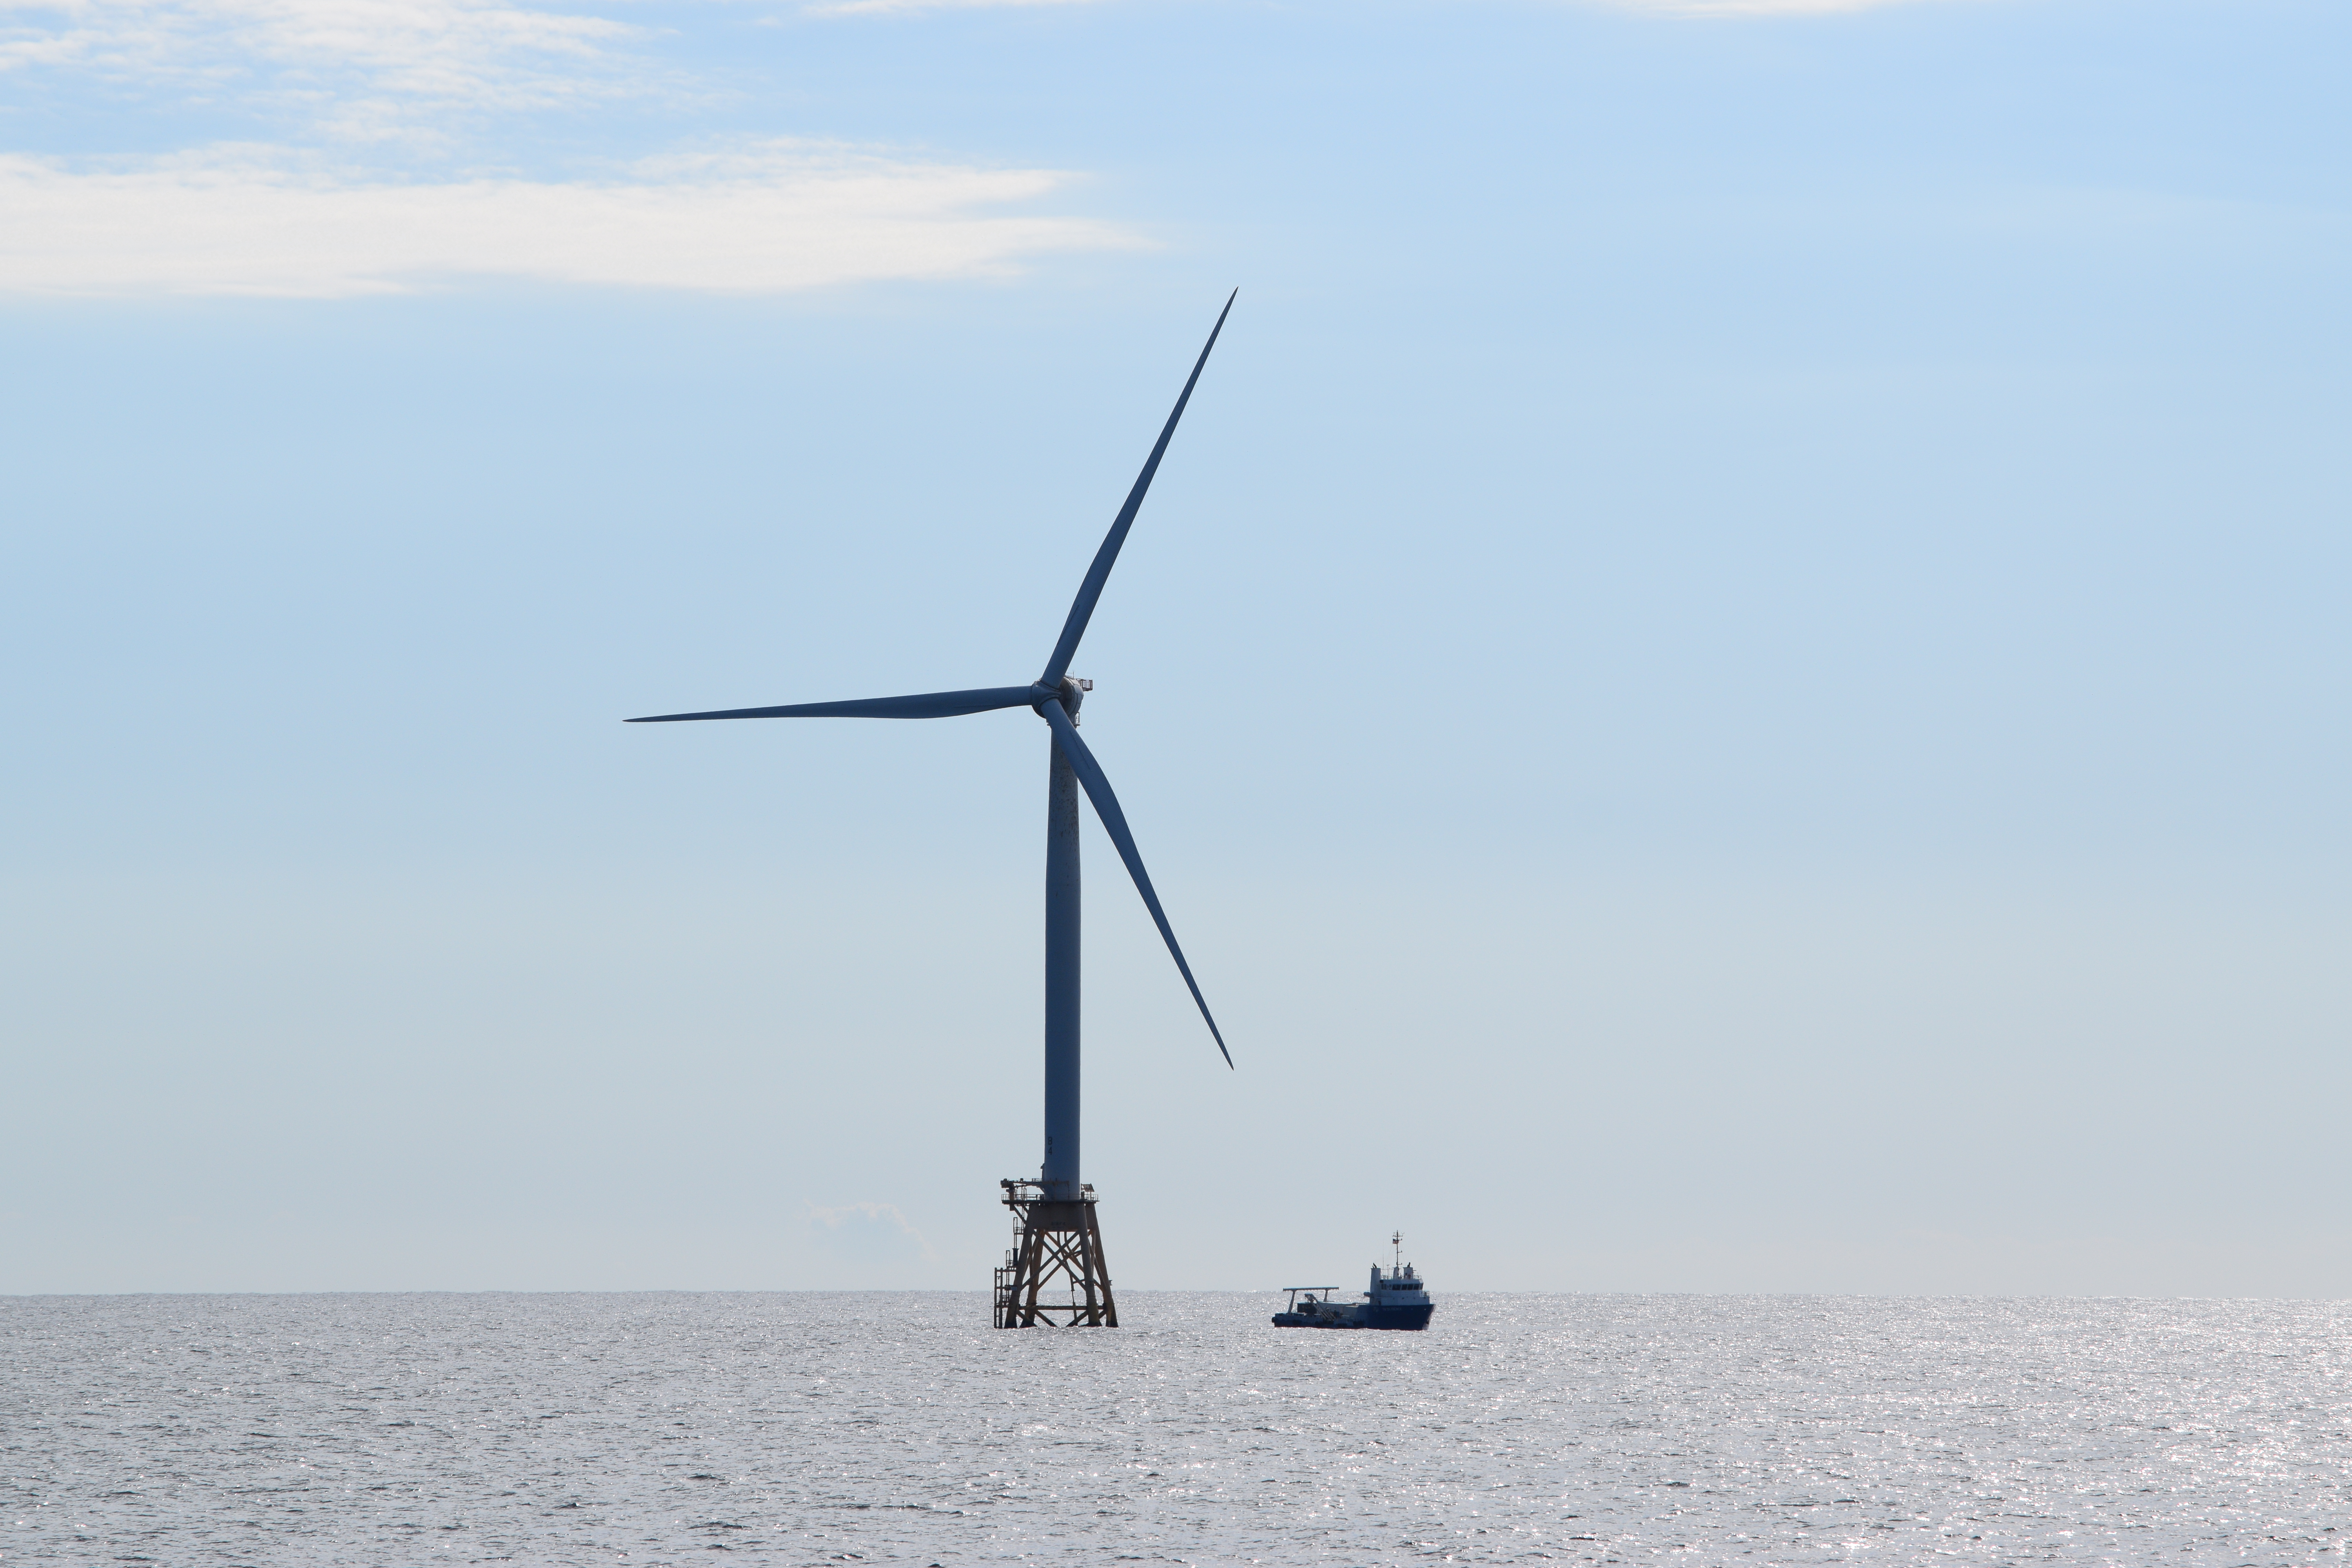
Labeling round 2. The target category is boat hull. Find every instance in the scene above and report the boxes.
[1365,1301,1434,1330]
[1270,1303,1434,1330]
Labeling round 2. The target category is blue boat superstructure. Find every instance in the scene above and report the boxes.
[1272,1235,1435,1330]
[1361,1262,1436,1329]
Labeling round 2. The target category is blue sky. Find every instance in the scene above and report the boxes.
[4,0,2347,1296]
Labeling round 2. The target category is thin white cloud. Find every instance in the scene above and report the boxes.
[802,0,1093,17]
[1608,0,1952,13]
[0,142,1145,296]
[0,0,654,142]
[805,1200,941,1265]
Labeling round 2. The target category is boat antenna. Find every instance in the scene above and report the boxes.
[1392,1230,1403,1275]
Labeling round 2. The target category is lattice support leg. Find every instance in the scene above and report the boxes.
[995,1181,1118,1327]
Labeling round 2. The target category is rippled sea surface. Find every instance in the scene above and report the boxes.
[5,1292,2349,1564]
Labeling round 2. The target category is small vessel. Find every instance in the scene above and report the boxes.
[1272,1232,1435,1330]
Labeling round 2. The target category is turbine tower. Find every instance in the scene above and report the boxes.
[629,293,1239,1327]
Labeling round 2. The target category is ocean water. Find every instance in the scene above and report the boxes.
[4,1292,2347,1565]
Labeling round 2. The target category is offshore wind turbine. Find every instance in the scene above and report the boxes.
[628,292,1239,1327]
